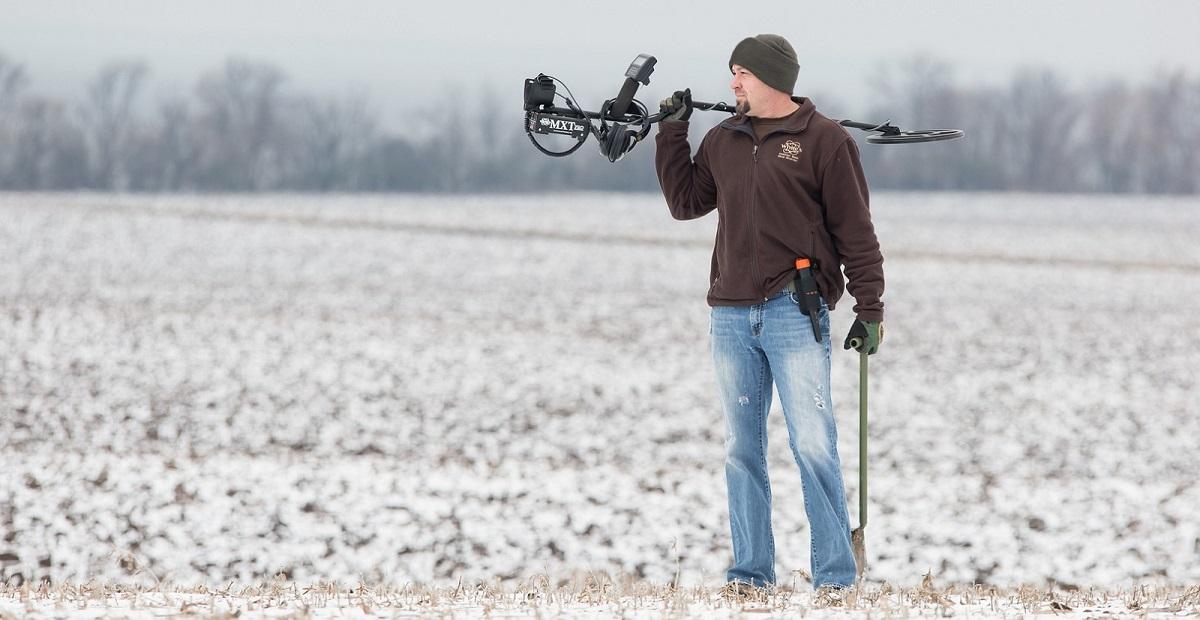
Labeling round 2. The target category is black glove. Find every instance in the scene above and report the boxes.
[844,320,884,355]
[658,88,693,122]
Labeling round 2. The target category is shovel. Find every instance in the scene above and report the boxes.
[850,348,869,581]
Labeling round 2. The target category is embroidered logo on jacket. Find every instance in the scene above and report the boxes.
[778,140,803,162]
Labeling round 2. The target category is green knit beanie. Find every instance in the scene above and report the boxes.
[728,34,799,95]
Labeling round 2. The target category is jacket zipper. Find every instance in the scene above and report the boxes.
[750,143,764,300]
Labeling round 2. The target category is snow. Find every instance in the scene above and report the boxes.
[1,580,1197,619]
[0,191,1198,591]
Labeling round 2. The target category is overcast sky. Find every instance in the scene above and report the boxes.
[2,0,1198,130]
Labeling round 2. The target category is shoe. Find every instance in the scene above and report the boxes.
[721,581,767,602]
[814,584,851,607]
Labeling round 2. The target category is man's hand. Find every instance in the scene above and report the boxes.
[844,320,884,355]
[659,88,693,122]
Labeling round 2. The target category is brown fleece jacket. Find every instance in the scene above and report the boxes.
[654,96,884,322]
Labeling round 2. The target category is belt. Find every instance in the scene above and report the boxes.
[782,279,797,294]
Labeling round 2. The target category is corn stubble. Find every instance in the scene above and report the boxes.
[2,573,1197,618]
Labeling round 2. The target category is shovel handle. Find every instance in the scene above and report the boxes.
[858,350,868,528]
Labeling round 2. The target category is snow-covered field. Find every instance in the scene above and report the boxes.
[3,578,1198,619]
[1,191,1198,593]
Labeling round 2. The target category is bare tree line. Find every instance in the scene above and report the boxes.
[0,53,1197,194]
[0,56,380,192]
[859,56,1200,194]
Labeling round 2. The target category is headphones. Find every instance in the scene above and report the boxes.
[597,97,652,163]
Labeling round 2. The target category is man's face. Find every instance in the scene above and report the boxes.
[730,64,769,116]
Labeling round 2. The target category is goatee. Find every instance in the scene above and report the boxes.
[736,99,751,116]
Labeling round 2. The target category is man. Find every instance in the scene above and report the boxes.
[654,34,884,595]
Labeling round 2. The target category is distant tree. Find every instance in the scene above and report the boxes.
[291,93,378,191]
[474,85,552,192]
[1134,71,1199,194]
[1184,77,1200,194]
[194,59,287,190]
[9,97,88,189]
[945,87,1007,190]
[80,61,148,190]
[999,68,1082,191]
[0,54,27,111]
[126,98,202,191]
[1081,81,1138,192]
[862,55,982,190]
[0,54,31,187]
[421,84,471,191]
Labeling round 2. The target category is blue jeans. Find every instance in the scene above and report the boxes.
[710,290,857,589]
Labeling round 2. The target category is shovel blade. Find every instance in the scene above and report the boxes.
[851,526,866,581]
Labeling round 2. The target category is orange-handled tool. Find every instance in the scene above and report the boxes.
[794,258,822,343]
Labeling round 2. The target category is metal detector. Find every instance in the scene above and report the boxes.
[524,54,964,162]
